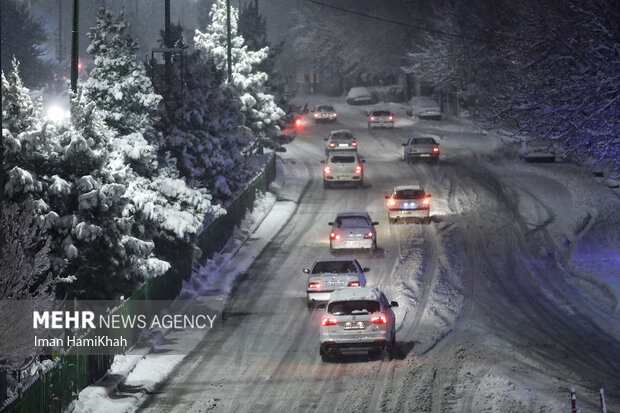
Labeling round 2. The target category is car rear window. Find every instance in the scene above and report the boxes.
[336,216,369,227]
[371,111,391,116]
[331,132,354,140]
[409,138,436,145]
[328,300,380,315]
[317,105,334,111]
[330,155,355,163]
[312,261,357,274]
[394,189,426,199]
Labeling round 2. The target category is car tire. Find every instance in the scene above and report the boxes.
[358,179,364,188]
[323,181,330,189]
[320,346,331,362]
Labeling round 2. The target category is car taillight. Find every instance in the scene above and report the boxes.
[433,147,439,152]
[330,232,341,240]
[321,317,338,326]
[364,232,374,239]
[324,166,331,174]
[388,115,393,121]
[348,281,360,287]
[370,116,375,121]
[351,141,357,147]
[355,165,362,174]
[410,148,417,152]
[308,282,321,289]
[333,113,338,117]
[388,198,396,207]
[422,197,430,206]
[295,118,302,127]
[329,142,336,147]
[371,314,388,324]
[314,113,319,118]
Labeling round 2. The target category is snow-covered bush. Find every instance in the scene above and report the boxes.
[194,0,285,140]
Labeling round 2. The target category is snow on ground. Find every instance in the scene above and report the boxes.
[69,157,309,413]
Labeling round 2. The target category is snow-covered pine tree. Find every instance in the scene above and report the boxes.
[83,8,161,138]
[1,58,43,134]
[194,0,285,142]
[82,9,224,283]
[153,23,253,203]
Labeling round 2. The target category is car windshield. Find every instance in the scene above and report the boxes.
[328,300,380,315]
[372,111,391,116]
[394,189,426,199]
[336,216,368,227]
[330,155,355,163]
[409,138,436,145]
[317,105,334,111]
[312,261,357,274]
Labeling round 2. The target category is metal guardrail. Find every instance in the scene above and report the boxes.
[2,153,276,413]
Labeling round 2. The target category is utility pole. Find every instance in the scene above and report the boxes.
[70,0,79,93]
[164,0,171,86]
[58,0,63,63]
[226,0,232,83]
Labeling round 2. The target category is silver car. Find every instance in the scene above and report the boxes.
[403,136,440,164]
[385,185,431,223]
[321,150,364,188]
[407,97,441,120]
[519,139,556,162]
[324,130,357,154]
[313,104,338,123]
[368,110,394,129]
[319,287,398,361]
[329,211,378,252]
[303,258,369,307]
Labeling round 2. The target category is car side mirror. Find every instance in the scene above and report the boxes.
[361,159,366,163]
[384,195,390,199]
[372,222,379,226]
[328,222,334,226]
[303,268,310,274]
[320,160,325,164]
[390,301,399,307]
[427,194,431,198]
[324,138,328,141]
[362,267,370,272]
[402,143,406,146]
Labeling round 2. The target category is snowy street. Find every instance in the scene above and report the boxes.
[129,99,620,413]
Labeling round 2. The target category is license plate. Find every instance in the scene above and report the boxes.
[324,280,344,286]
[403,203,417,209]
[420,154,430,157]
[337,176,348,180]
[344,321,366,330]
[322,114,328,117]
[338,143,348,147]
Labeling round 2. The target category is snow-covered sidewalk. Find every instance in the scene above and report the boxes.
[68,156,310,413]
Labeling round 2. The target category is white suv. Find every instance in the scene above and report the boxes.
[322,150,364,188]
[319,287,398,361]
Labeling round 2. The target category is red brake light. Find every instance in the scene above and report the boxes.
[308,282,321,289]
[371,314,388,324]
[314,113,319,118]
[295,118,302,127]
[422,197,430,206]
[329,142,336,147]
[370,116,375,121]
[324,166,331,174]
[433,147,439,152]
[388,198,396,207]
[388,115,393,121]
[63,76,67,80]
[355,165,362,174]
[348,281,360,287]
[364,232,374,239]
[54,77,58,81]
[330,232,341,241]
[321,317,338,326]
[351,141,357,147]
[333,113,338,117]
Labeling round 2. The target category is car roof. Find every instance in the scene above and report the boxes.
[328,287,381,302]
[329,129,353,136]
[313,257,358,263]
[335,211,369,218]
[328,149,358,156]
[393,185,423,191]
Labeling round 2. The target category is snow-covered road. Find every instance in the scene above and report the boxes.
[133,98,620,412]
